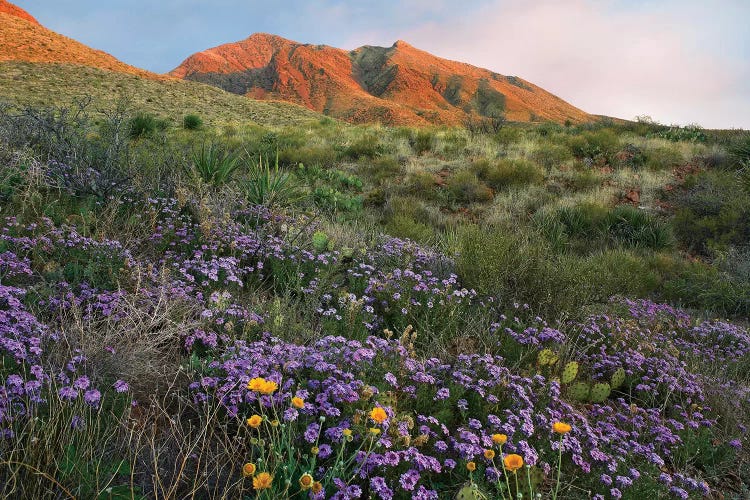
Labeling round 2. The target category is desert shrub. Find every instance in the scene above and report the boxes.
[671,170,750,254]
[242,154,298,207]
[187,142,240,185]
[473,158,544,191]
[613,143,647,169]
[404,170,437,197]
[661,261,750,316]
[603,205,673,250]
[385,214,435,243]
[728,133,750,169]
[278,144,338,167]
[567,129,620,162]
[532,143,573,171]
[362,156,402,185]
[182,114,203,130]
[410,130,435,155]
[439,130,468,157]
[128,113,167,139]
[343,133,382,159]
[446,169,493,203]
[494,126,524,146]
[563,168,602,191]
[645,145,683,170]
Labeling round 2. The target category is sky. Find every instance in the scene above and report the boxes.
[16,0,750,129]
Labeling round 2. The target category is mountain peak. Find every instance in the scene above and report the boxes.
[171,33,592,126]
[0,0,40,25]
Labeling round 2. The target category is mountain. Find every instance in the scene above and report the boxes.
[171,33,592,126]
[0,2,325,128]
[0,0,158,79]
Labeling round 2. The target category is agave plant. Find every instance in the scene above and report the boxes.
[242,152,300,207]
[188,142,240,186]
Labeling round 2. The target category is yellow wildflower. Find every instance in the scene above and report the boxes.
[504,454,524,473]
[246,415,263,428]
[484,449,496,460]
[466,461,476,472]
[492,433,508,445]
[291,396,305,409]
[252,471,273,490]
[552,422,572,434]
[370,407,388,424]
[242,462,256,477]
[299,473,313,490]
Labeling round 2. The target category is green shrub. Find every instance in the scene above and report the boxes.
[405,171,437,197]
[243,153,298,207]
[278,145,338,167]
[473,159,544,191]
[603,205,673,250]
[645,146,682,170]
[188,142,240,185]
[568,130,620,161]
[661,261,750,317]
[182,114,203,130]
[128,113,166,139]
[446,170,493,203]
[531,143,573,171]
[363,157,402,185]
[385,215,435,243]
[410,130,435,155]
[343,134,382,159]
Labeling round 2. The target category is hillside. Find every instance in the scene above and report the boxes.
[171,33,593,126]
[0,62,326,127]
[0,7,159,79]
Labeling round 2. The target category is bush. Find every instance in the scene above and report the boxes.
[188,142,241,185]
[128,113,167,139]
[446,170,493,203]
[182,114,203,130]
[343,134,382,159]
[532,143,573,171]
[410,130,435,155]
[645,146,682,170]
[603,205,674,250]
[473,159,544,191]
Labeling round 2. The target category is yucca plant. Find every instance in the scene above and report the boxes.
[188,142,241,186]
[243,152,299,207]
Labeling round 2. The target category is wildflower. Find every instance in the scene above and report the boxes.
[504,454,524,473]
[342,428,352,437]
[312,481,323,494]
[299,473,313,490]
[369,427,381,436]
[247,414,263,428]
[552,422,572,434]
[247,377,278,395]
[370,407,388,424]
[242,463,256,477]
[492,433,508,445]
[466,461,476,471]
[291,396,304,409]
[484,449,496,460]
[311,446,319,455]
[252,471,273,490]
[270,419,280,427]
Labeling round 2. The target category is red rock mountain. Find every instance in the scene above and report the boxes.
[0,1,161,79]
[171,33,592,126]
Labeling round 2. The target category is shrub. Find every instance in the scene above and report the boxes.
[410,130,435,155]
[645,146,683,170]
[188,142,241,185]
[128,113,166,139]
[603,205,674,250]
[531,143,573,171]
[446,170,493,203]
[182,114,203,130]
[243,153,298,207]
[474,159,545,191]
[343,134,382,159]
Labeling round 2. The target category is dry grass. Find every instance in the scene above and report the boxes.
[0,62,327,128]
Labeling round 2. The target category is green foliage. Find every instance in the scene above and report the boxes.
[243,153,297,207]
[610,367,626,389]
[343,133,383,159]
[603,205,674,250]
[532,143,573,171]
[472,159,544,191]
[312,231,331,252]
[314,187,363,213]
[568,382,590,401]
[182,113,203,130]
[567,129,620,162]
[188,142,241,185]
[446,170,494,203]
[128,113,167,139]
[410,130,435,155]
[728,134,750,169]
[645,146,682,170]
[651,124,707,143]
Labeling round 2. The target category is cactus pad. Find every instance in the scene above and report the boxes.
[590,382,611,403]
[561,361,579,384]
[610,367,625,389]
[537,348,555,366]
[568,382,590,401]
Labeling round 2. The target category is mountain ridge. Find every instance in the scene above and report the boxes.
[171,33,593,126]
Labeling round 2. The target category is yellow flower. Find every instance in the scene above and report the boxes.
[342,428,352,437]
[369,427,381,436]
[552,422,572,434]
[503,454,524,473]
[484,449,496,460]
[299,473,313,490]
[466,461,476,472]
[246,414,263,428]
[291,396,305,409]
[492,433,508,445]
[242,462,256,477]
[312,481,323,494]
[370,407,388,424]
[260,380,278,395]
[311,446,319,455]
[247,377,278,395]
[270,419,280,427]
[247,377,265,391]
[252,471,273,490]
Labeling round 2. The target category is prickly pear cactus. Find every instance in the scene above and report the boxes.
[561,361,579,384]
[568,382,590,401]
[312,231,330,252]
[610,367,625,389]
[590,382,611,403]
[537,348,555,366]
